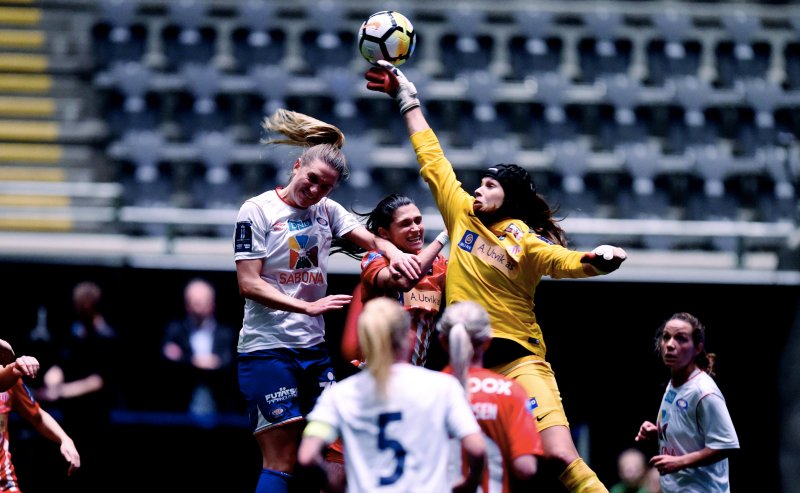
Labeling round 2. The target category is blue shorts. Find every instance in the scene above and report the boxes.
[238,344,337,434]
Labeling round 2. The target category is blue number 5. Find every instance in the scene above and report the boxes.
[378,412,406,485]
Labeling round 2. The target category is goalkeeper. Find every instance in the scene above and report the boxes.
[365,61,627,493]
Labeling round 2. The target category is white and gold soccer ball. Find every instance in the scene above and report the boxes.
[358,10,416,67]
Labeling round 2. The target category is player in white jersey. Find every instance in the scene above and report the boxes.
[636,312,739,493]
[298,297,486,493]
[234,110,422,493]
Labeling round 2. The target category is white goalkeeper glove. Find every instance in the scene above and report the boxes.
[365,60,420,114]
[580,244,627,274]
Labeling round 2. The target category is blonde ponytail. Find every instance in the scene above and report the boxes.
[437,301,493,392]
[358,297,410,400]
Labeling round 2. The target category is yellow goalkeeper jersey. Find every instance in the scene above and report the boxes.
[412,128,592,358]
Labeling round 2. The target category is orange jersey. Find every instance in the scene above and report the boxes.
[444,366,543,493]
[0,380,41,491]
[360,250,447,366]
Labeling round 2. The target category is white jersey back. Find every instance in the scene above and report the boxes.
[657,369,740,493]
[308,363,481,493]
[233,189,361,352]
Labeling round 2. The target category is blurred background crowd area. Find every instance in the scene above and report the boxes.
[1,0,800,492]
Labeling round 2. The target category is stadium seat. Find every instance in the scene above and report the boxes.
[578,9,632,83]
[533,72,579,145]
[175,63,233,138]
[758,144,798,221]
[92,0,147,69]
[458,70,507,146]
[715,11,771,88]
[686,144,739,221]
[230,1,287,73]
[300,1,356,74]
[783,16,800,89]
[667,76,719,154]
[103,61,161,136]
[508,8,562,79]
[319,68,367,136]
[598,74,648,149]
[646,9,702,86]
[192,131,242,212]
[549,140,598,217]
[439,5,493,75]
[119,130,172,219]
[161,0,217,71]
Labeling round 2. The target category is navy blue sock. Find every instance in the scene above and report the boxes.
[256,468,292,493]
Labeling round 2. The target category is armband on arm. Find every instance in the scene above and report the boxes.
[434,231,449,246]
[303,420,339,444]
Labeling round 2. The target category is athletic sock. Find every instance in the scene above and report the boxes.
[256,468,292,493]
[558,458,609,493]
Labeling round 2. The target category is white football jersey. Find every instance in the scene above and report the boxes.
[233,189,362,352]
[657,369,740,493]
[308,363,481,493]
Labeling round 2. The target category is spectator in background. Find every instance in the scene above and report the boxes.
[37,280,119,492]
[0,353,81,491]
[610,448,649,493]
[162,278,237,415]
[643,467,662,493]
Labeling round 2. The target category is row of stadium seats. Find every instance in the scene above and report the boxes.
[90,0,800,89]
[92,61,800,156]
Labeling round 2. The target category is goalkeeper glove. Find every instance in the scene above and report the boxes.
[365,60,420,114]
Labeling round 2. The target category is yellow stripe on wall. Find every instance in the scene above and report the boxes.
[0,217,73,231]
[0,29,44,48]
[0,74,51,92]
[0,166,63,181]
[0,143,62,162]
[0,194,69,206]
[0,53,47,72]
[0,96,54,116]
[0,120,57,141]
[0,7,41,26]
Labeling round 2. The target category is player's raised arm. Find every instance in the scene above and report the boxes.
[365,61,429,136]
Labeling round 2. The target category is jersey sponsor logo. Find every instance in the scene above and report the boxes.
[536,234,554,245]
[457,230,517,276]
[362,251,384,268]
[318,371,336,389]
[509,245,522,255]
[471,402,498,420]
[505,223,523,241]
[665,389,676,404]
[316,217,329,226]
[278,271,325,284]
[467,376,513,396]
[234,221,253,252]
[289,234,319,269]
[272,221,287,231]
[676,398,688,410]
[403,288,441,312]
[527,397,538,412]
[264,386,298,405]
[288,218,313,231]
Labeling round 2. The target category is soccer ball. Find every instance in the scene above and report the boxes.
[358,10,416,66]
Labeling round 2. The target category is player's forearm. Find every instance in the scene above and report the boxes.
[32,409,73,446]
